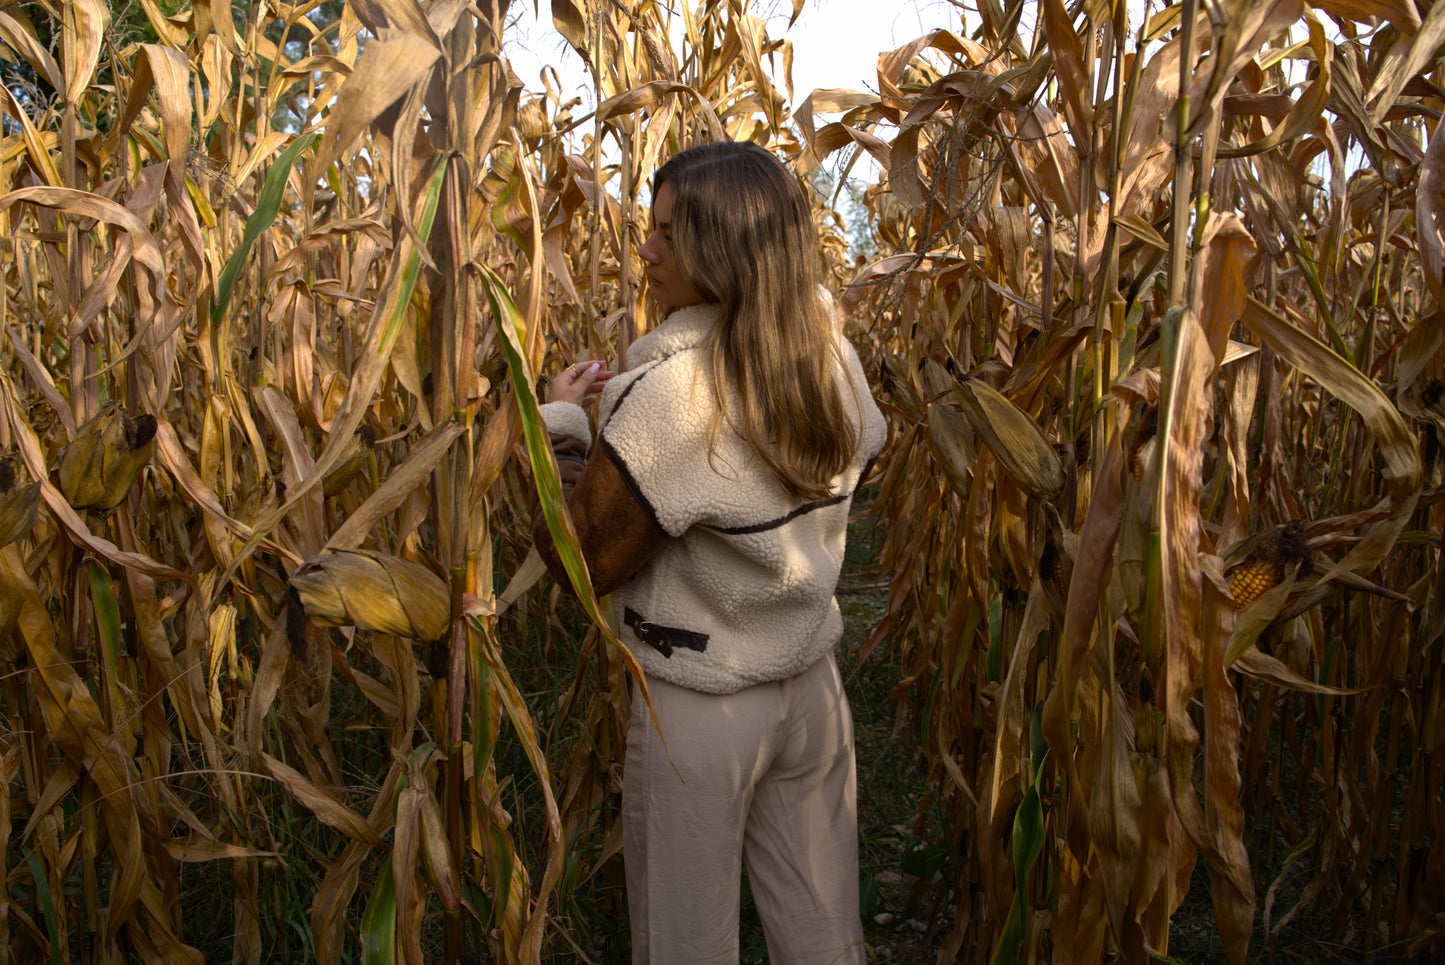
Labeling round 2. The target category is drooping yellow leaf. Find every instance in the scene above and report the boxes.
[0,186,164,275]
[0,10,62,94]
[163,838,279,863]
[260,753,380,845]
[113,44,195,164]
[1040,0,1093,135]
[1366,0,1445,120]
[312,30,441,179]
[325,422,465,550]
[59,0,108,104]
[1240,296,1420,494]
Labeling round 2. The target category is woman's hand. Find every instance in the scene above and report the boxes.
[547,360,613,407]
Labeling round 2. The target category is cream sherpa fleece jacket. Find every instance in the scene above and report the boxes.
[539,302,886,695]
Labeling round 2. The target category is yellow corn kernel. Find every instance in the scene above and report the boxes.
[1228,560,1278,608]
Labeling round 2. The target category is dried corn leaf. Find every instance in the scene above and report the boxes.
[162,838,278,863]
[0,186,163,275]
[312,31,439,178]
[260,752,379,846]
[325,422,466,549]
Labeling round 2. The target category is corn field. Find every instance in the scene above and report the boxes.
[0,0,1441,961]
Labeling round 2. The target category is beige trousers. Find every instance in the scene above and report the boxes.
[623,650,864,965]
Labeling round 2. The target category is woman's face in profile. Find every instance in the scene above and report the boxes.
[639,181,704,309]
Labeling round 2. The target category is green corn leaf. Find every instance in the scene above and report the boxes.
[477,267,604,623]
[87,561,121,665]
[489,823,517,931]
[900,838,951,879]
[860,872,879,920]
[991,783,1046,965]
[1012,784,1045,896]
[476,270,662,694]
[466,881,493,938]
[993,708,1048,965]
[360,861,397,965]
[991,897,1025,965]
[24,851,62,965]
[206,156,446,605]
[469,632,497,772]
[1029,703,1048,782]
[210,132,318,325]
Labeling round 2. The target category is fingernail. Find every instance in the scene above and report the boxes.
[587,362,600,374]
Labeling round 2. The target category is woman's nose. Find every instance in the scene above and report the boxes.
[639,234,661,264]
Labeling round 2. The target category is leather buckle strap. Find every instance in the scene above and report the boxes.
[623,607,709,659]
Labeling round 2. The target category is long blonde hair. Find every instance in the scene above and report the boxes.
[654,141,857,501]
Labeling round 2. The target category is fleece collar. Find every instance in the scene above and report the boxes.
[626,303,722,369]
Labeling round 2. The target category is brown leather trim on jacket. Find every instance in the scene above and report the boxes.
[532,432,669,598]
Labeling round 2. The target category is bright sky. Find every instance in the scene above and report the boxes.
[505,0,964,121]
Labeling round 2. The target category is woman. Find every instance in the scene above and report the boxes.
[534,140,885,964]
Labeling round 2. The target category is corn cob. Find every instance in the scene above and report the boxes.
[1041,532,1069,601]
[0,451,40,548]
[918,356,954,403]
[1228,560,1277,608]
[953,377,1065,499]
[54,405,157,511]
[880,356,923,420]
[926,403,975,497]
[288,548,451,653]
[1225,523,1312,607]
[1126,403,1157,484]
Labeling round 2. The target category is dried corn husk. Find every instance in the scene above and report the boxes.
[0,451,40,548]
[0,552,21,662]
[54,404,157,511]
[288,548,450,642]
[1125,402,1158,484]
[926,403,976,497]
[953,378,1065,499]
[918,356,954,403]
[1041,528,1070,604]
[1223,523,1312,608]
[323,423,376,497]
[880,355,923,419]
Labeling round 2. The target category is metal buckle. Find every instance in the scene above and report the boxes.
[634,619,673,658]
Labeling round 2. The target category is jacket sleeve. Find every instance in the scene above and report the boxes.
[531,432,669,598]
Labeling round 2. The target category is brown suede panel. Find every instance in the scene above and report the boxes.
[550,433,587,489]
[532,439,669,598]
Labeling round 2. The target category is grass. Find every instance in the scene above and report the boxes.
[841,488,939,963]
